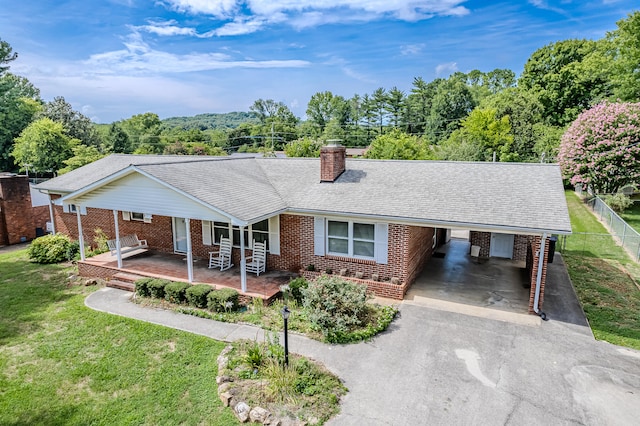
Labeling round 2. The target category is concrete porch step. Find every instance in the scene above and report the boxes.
[113,272,146,283]
[107,279,136,292]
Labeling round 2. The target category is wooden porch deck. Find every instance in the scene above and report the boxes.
[80,250,296,301]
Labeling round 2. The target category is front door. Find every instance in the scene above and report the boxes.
[173,217,188,253]
[490,233,514,259]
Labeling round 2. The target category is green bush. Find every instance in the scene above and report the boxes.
[207,288,240,312]
[134,277,154,297]
[324,305,398,344]
[27,233,73,264]
[603,193,633,213]
[186,284,214,308]
[148,279,171,299]
[164,281,191,304]
[302,276,370,339]
[288,277,308,304]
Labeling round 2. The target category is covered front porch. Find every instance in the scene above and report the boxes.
[79,250,295,302]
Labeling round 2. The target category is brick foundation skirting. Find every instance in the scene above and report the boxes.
[300,270,409,300]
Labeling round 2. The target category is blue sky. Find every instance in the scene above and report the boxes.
[1,0,637,123]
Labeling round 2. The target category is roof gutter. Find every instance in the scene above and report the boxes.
[287,209,572,236]
[533,232,548,320]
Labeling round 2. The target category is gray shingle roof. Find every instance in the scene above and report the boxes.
[257,158,571,233]
[37,154,571,233]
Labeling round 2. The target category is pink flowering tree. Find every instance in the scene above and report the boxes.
[558,101,640,194]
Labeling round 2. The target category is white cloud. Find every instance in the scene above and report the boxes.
[401,43,426,55]
[435,61,458,76]
[162,0,470,31]
[82,32,309,74]
[527,0,568,15]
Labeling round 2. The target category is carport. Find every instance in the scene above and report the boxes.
[407,235,532,314]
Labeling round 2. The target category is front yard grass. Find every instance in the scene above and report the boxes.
[0,249,238,425]
[562,191,640,350]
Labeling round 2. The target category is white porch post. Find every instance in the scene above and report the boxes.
[113,210,122,269]
[240,226,247,293]
[76,206,85,261]
[47,194,56,234]
[186,218,194,283]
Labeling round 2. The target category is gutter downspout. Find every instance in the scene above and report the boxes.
[47,194,56,234]
[533,232,548,320]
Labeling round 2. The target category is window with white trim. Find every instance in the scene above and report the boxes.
[327,220,375,259]
[209,219,270,249]
[122,211,152,223]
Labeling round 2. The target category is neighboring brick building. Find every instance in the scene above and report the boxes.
[0,173,49,246]
[35,150,571,313]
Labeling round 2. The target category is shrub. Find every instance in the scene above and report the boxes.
[302,276,370,339]
[164,281,191,304]
[92,228,110,254]
[66,240,81,261]
[134,277,154,297]
[288,277,309,305]
[148,279,171,299]
[27,233,73,264]
[603,193,633,213]
[186,284,214,308]
[207,288,240,312]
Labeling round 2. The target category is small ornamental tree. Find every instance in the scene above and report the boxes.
[558,101,640,194]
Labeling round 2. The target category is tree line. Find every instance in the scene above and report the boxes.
[0,11,638,175]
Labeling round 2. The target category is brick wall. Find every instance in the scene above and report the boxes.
[528,236,550,314]
[52,201,174,253]
[32,205,50,232]
[0,175,36,245]
[470,231,532,261]
[470,231,491,257]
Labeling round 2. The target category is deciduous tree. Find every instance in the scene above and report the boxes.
[12,118,78,173]
[365,129,433,160]
[558,101,640,194]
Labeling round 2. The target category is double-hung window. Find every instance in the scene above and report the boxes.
[327,220,375,259]
[212,219,270,249]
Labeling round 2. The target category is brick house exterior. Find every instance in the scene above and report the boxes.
[0,174,49,246]
[36,150,571,313]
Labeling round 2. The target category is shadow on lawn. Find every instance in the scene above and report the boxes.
[3,405,79,426]
[0,251,75,344]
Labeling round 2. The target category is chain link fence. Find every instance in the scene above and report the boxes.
[564,188,640,262]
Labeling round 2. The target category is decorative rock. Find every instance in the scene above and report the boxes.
[217,381,233,394]
[219,391,233,407]
[263,416,281,426]
[371,273,379,281]
[84,278,98,286]
[249,406,269,423]
[390,277,400,285]
[234,402,251,423]
[217,355,228,371]
[216,375,233,385]
[355,271,364,279]
[339,268,348,276]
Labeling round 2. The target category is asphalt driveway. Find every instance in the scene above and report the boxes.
[87,283,640,425]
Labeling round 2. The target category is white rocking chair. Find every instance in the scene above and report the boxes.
[245,240,267,276]
[208,237,233,271]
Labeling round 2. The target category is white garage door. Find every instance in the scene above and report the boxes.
[490,233,514,259]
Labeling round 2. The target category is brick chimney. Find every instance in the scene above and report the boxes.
[320,142,346,182]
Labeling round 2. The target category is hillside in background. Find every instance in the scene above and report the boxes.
[161,111,258,130]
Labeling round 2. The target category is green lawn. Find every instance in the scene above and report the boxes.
[562,191,640,350]
[620,200,640,234]
[0,249,238,425]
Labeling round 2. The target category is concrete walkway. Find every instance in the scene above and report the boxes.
[86,287,640,425]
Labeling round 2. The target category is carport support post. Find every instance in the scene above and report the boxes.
[533,232,547,315]
[240,226,247,293]
[76,206,85,261]
[185,218,193,283]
